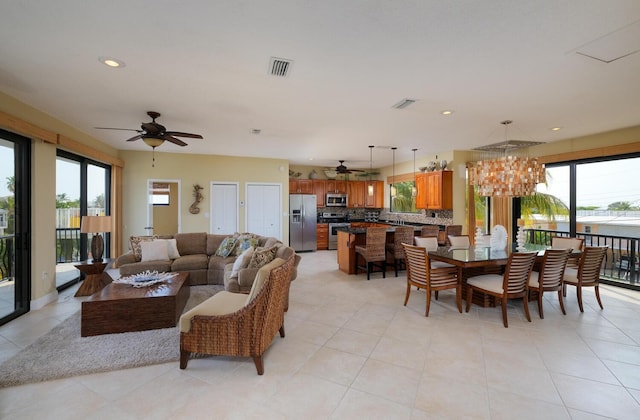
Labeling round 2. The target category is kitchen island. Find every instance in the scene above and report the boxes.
[336,224,423,274]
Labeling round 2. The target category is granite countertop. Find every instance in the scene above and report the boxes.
[336,225,423,234]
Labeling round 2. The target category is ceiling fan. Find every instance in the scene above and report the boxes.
[335,160,365,174]
[95,111,203,148]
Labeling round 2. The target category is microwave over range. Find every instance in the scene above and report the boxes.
[326,193,348,207]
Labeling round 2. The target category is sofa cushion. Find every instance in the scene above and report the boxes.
[179,291,248,333]
[214,237,237,257]
[175,232,208,256]
[248,245,278,269]
[171,254,209,271]
[230,246,254,278]
[206,234,228,256]
[140,240,170,262]
[208,255,236,271]
[119,260,173,277]
[263,237,282,248]
[130,235,157,262]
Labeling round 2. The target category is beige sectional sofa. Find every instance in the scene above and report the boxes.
[114,232,300,289]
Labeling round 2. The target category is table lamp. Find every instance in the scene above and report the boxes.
[80,215,112,263]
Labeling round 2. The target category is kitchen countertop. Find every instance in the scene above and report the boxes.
[335,225,423,234]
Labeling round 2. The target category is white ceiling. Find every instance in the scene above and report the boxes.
[1,1,640,168]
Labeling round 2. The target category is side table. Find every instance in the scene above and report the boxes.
[74,259,112,297]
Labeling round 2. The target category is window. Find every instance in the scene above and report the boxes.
[390,180,418,213]
[151,182,170,205]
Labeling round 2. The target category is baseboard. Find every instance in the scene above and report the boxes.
[31,290,59,310]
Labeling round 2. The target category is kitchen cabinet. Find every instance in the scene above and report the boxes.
[416,171,453,209]
[312,180,325,206]
[289,179,313,194]
[326,180,347,194]
[364,180,384,208]
[317,223,328,250]
[348,181,365,208]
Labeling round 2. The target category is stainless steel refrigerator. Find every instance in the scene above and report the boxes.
[289,194,317,252]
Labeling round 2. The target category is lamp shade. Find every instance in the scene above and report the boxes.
[80,216,112,234]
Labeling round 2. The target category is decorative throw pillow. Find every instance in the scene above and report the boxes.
[233,236,261,256]
[248,245,278,269]
[140,240,170,262]
[230,246,255,278]
[155,238,181,259]
[215,237,237,257]
[130,235,157,261]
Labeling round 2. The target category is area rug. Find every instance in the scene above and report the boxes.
[0,285,223,388]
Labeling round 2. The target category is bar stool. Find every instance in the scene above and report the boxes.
[355,227,388,280]
[386,226,414,277]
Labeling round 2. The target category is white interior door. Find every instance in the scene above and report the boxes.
[210,182,239,234]
[246,183,282,240]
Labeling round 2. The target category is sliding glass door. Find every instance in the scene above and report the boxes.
[56,151,110,291]
[0,130,31,325]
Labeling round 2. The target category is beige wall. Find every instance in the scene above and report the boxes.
[152,182,179,235]
[119,150,289,252]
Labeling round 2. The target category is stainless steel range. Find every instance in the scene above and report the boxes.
[322,212,349,250]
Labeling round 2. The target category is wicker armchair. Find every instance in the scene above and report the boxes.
[179,255,295,375]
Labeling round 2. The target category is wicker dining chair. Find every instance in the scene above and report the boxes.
[355,227,388,280]
[563,246,608,312]
[420,225,440,238]
[465,252,537,328]
[386,226,415,277]
[528,248,571,318]
[402,243,460,316]
[179,255,294,375]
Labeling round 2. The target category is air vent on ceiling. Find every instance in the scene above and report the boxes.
[392,98,417,109]
[269,57,292,77]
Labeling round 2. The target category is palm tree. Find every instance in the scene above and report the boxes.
[521,192,569,221]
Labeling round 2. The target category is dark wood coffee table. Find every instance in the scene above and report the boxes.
[81,272,190,337]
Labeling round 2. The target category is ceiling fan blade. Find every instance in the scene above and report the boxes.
[162,134,188,146]
[125,134,143,142]
[165,131,203,139]
[94,127,141,132]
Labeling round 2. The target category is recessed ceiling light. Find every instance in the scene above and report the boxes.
[99,56,125,68]
[551,127,562,131]
[441,110,454,115]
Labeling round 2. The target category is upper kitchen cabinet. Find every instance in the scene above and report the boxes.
[289,179,313,194]
[348,181,365,208]
[326,180,347,194]
[416,171,452,210]
[312,180,326,206]
[364,180,384,208]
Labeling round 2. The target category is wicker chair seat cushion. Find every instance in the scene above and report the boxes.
[563,267,579,285]
[467,274,504,294]
[414,236,438,250]
[179,291,248,333]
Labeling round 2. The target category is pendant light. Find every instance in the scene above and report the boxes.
[367,145,375,196]
[390,147,397,198]
[411,148,418,197]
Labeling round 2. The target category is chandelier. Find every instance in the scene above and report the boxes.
[468,120,546,197]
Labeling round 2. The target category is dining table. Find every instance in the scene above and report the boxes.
[427,245,578,307]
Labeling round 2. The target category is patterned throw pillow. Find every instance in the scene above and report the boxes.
[247,245,278,269]
[215,237,237,257]
[130,235,158,262]
[233,236,261,256]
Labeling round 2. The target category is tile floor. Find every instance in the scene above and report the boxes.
[1,250,640,419]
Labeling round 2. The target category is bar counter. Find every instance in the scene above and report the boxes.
[336,224,423,274]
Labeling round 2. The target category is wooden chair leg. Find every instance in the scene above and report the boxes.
[465,286,473,312]
[501,299,509,328]
[404,282,411,306]
[180,350,189,369]
[557,290,566,315]
[394,259,399,277]
[523,294,532,322]
[279,325,285,338]
[577,286,584,312]
[595,285,604,309]
[425,289,431,317]
[434,290,439,301]
[252,355,264,375]
[456,284,462,313]
[367,261,371,280]
[537,289,544,319]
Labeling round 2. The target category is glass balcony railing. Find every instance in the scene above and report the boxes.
[523,228,639,289]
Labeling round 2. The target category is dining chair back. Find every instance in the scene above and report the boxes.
[386,226,415,277]
[420,225,440,238]
[355,227,388,280]
[465,252,537,327]
[402,243,460,316]
[552,236,584,267]
[529,248,571,318]
[563,246,607,312]
[444,225,462,245]
[448,235,470,248]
